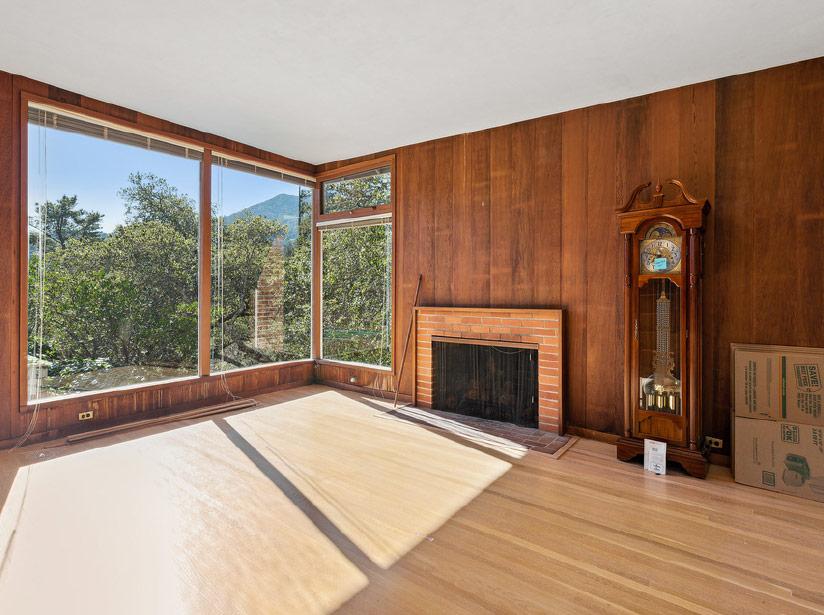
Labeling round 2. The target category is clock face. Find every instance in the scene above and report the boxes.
[640,237,682,274]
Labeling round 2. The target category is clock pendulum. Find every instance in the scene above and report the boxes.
[641,287,681,414]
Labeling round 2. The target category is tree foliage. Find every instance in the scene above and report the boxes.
[29,173,310,395]
[322,169,390,213]
[28,169,391,396]
[30,195,103,250]
[322,224,392,366]
[119,172,198,237]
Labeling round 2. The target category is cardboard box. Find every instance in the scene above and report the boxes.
[732,344,824,426]
[734,416,824,502]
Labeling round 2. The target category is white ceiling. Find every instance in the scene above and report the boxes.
[2,1,823,165]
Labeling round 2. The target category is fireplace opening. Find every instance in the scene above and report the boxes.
[432,338,538,428]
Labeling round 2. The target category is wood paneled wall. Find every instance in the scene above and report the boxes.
[706,59,824,443]
[2,59,823,452]
[314,362,401,402]
[318,58,824,453]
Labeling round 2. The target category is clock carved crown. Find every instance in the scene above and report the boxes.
[616,179,711,237]
[617,178,702,213]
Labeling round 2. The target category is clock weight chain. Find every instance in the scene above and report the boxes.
[639,278,681,415]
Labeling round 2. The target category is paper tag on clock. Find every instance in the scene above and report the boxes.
[644,439,667,475]
[652,257,668,271]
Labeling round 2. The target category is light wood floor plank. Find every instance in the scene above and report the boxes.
[0,385,822,614]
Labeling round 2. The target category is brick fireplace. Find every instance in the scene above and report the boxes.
[414,307,563,433]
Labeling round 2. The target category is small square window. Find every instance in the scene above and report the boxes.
[321,165,391,214]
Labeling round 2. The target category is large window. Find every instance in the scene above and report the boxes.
[319,160,393,368]
[211,156,312,371]
[24,100,391,403]
[27,105,202,400]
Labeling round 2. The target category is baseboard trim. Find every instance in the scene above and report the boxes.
[565,425,621,444]
[0,377,313,451]
[316,379,413,404]
[709,452,731,467]
[564,426,732,468]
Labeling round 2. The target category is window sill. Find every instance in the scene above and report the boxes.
[315,358,393,373]
[209,358,313,378]
[21,359,314,413]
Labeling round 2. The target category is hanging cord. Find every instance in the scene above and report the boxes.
[213,160,240,401]
[12,110,48,450]
[379,224,391,367]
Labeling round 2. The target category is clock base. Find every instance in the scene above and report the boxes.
[616,437,708,479]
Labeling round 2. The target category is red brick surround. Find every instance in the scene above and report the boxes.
[414,307,563,433]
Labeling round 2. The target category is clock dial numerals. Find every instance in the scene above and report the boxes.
[640,238,682,273]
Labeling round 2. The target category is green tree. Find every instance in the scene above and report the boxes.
[28,168,390,395]
[211,214,289,367]
[323,171,390,213]
[119,172,198,237]
[280,188,313,358]
[31,218,199,373]
[321,223,392,366]
[29,174,201,390]
[30,195,103,251]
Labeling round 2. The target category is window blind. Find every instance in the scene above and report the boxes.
[27,104,203,161]
[212,154,315,187]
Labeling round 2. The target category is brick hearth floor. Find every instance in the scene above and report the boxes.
[391,405,571,456]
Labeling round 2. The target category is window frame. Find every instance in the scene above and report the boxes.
[18,92,317,408]
[313,155,396,373]
[208,152,315,374]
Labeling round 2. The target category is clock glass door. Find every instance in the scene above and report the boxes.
[638,277,682,416]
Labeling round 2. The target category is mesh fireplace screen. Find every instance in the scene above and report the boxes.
[432,340,538,427]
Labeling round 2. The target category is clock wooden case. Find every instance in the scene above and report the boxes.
[616,180,710,478]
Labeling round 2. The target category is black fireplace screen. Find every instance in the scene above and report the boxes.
[432,340,538,428]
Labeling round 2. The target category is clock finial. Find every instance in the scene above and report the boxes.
[617,178,708,214]
[652,181,665,207]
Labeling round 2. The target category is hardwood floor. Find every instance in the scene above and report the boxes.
[0,385,822,614]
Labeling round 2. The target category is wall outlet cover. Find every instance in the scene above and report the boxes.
[705,436,723,449]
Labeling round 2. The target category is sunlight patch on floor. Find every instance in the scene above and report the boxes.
[0,418,368,615]
[228,388,512,569]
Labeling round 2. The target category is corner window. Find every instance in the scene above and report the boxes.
[318,159,393,368]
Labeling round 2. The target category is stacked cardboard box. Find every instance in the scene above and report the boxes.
[732,344,824,502]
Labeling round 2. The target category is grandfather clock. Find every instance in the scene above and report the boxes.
[616,179,710,478]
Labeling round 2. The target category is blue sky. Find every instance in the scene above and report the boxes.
[28,123,300,232]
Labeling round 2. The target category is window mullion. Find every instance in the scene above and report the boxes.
[198,149,213,377]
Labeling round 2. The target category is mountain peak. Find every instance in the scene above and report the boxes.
[223,193,301,239]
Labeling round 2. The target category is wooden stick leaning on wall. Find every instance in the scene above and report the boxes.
[394,274,423,408]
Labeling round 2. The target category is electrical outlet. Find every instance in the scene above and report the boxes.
[78,411,94,421]
[704,436,723,449]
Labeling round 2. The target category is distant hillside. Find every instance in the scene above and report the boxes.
[224,193,300,240]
